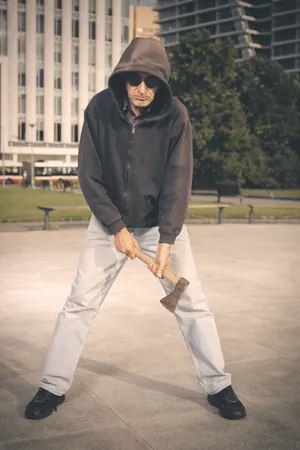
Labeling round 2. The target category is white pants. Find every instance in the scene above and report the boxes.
[40,216,231,396]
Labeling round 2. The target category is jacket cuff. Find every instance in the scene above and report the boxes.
[108,218,126,235]
[159,232,176,245]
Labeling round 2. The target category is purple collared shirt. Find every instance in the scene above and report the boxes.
[122,98,151,128]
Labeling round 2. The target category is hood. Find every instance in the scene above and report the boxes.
[108,38,173,119]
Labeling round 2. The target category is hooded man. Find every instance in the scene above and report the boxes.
[25,38,246,421]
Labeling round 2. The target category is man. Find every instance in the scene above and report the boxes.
[25,38,246,421]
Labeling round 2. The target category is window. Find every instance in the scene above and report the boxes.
[36,68,44,87]
[106,0,112,16]
[71,124,78,142]
[18,35,26,59]
[72,45,79,64]
[18,0,26,5]
[89,21,96,40]
[36,95,44,114]
[0,36,7,56]
[274,28,296,42]
[89,70,95,92]
[73,0,79,12]
[122,0,129,18]
[274,43,296,57]
[18,120,26,140]
[106,50,112,67]
[122,25,128,43]
[199,11,216,23]
[18,64,26,86]
[18,94,26,114]
[36,13,44,33]
[54,123,62,142]
[54,96,62,115]
[89,0,96,14]
[54,68,62,89]
[219,8,232,19]
[37,0,44,6]
[219,21,235,33]
[89,42,96,65]
[72,97,78,116]
[72,19,79,38]
[55,0,62,9]
[36,38,44,62]
[274,14,296,28]
[54,18,62,36]
[18,11,26,31]
[36,119,44,141]
[106,22,112,42]
[274,0,297,13]
[72,71,79,90]
[0,9,7,31]
[279,58,295,70]
[54,41,62,63]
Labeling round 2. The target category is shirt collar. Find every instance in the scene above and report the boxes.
[122,96,152,116]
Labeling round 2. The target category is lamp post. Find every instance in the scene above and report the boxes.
[29,123,36,188]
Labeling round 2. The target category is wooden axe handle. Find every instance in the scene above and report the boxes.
[133,248,180,286]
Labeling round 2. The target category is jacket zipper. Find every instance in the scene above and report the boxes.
[123,125,136,210]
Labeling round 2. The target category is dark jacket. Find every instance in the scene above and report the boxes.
[78,37,193,244]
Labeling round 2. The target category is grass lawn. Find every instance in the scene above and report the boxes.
[192,188,300,199]
[1,187,300,222]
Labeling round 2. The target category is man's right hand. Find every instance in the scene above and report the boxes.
[114,227,139,260]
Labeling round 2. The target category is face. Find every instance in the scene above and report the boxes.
[125,72,161,109]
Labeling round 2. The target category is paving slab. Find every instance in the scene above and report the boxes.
[0,224,299,450]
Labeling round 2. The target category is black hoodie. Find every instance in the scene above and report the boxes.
[78,38,193,244]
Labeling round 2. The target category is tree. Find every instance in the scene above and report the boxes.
[237,57,300,187]
[167,30,265,188]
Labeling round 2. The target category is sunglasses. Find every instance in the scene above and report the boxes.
[126,72,161,89]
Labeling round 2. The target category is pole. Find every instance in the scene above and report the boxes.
[29,123,35,188]
[1,126,5,187]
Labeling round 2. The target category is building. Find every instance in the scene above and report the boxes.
[0,0,130,166]
[129,4,160,41]
[154,0,300,79]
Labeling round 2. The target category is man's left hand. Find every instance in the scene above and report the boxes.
[148,243,171,278]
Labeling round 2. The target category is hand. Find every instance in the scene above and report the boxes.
[114,228,140,260]
[148,243,171,278]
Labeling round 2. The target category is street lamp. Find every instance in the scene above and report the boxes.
[29,123,36,188]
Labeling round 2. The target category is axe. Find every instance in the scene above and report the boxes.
[133,248,190,313]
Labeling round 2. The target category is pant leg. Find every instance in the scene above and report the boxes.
[40,215,127,396]
[136,225,231,395]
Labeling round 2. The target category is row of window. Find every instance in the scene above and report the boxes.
[18,121,79,143]
[17,0,97,14]
[18,94,80,116]
[18,67,96,91]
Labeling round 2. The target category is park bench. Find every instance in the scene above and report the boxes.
[216,182,243,203]
[189,203,229,224]
[38,205,89,230]
[247,204,300,223]
[38,203,229,230]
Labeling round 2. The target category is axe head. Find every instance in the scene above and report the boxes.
[160,277,190,313]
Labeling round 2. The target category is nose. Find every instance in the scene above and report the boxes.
[138,81,146,94]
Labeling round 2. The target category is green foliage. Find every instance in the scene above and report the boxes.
[167,30,300,188]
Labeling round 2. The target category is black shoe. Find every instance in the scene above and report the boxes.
[25,387,65,420]
[207,385,246,420]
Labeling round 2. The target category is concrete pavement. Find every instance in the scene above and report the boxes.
[0,224,300,450]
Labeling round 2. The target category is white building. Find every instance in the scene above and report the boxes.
[0,0,130,165]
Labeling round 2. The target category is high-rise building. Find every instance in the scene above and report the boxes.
[154,0,300,79]
[129,5,160,41]
[0,0,129,165]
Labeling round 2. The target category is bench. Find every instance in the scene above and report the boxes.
[38,203,229,230]
[188,203,229,224]
[216,182,243,203]
[248,204,300,223]
[38,205,89,230]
